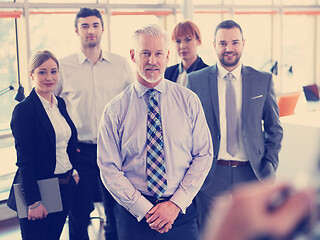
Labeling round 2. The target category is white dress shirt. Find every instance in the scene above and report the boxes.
[36,93,73,174]
[217,63,248,161]
[54,50,134,143]
[97,79,213,221]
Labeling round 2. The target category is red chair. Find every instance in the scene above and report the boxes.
[277,92,300,117]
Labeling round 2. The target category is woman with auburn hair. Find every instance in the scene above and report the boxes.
[165,20,208,86]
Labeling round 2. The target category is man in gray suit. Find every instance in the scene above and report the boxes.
[187,20,283,229]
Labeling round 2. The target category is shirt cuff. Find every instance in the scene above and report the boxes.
[170,188,193,214]
[128,195,154,222]
[72,169,78,176]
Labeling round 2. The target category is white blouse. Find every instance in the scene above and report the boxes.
[176,70,188,87]
[37,92,73,174]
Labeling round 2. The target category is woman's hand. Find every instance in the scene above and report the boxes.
[28,201,48,221]
[73,174,80,185]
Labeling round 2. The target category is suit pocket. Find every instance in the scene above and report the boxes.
[250,96,265,115]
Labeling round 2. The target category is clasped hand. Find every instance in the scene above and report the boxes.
[145,201,180,234]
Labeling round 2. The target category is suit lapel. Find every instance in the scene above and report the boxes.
[241,66,251,125]
[57,97,74,140]
[30,89,56,149]
[209,65,220,129]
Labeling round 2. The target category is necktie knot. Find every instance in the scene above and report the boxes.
[148,89,156,98]
[225,72,234,85]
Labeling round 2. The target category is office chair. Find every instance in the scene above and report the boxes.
[277,92,300,117]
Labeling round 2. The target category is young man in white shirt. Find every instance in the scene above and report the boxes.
[54,7,133,240]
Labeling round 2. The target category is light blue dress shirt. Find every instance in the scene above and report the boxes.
[97,79,213,221]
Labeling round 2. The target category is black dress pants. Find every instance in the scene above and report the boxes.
[19,177,76,240]
[69,142,117,240]
[114,200,199,240]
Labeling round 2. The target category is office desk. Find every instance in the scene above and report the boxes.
[277,111,320,182]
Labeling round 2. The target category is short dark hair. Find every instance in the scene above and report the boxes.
[74,7,104,29]
[214,20,243,40]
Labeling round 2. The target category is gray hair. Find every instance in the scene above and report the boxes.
[132,24,169,49]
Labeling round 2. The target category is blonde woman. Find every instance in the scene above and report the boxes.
[7,50,79,240]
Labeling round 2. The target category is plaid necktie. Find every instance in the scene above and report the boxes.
[146,89,167,199]
[225,72,240,157]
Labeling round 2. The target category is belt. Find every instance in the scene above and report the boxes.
[217,160,249,167]
[77,141,97,145]
[77,141,97,151]
[142,194,172,205]
[55,169,73,185]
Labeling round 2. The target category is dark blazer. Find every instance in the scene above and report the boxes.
[188,64,283,181]
[7,88,77,211]
[165,56,208,82]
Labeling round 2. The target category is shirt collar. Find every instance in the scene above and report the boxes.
[77,50,87,65]
[36,92,58,109]
[76,49,111,65]
[217,62,242,80]
[101,50,111,62]
[134,78,166,98]
[178,55,201,74]
[178,62,184,74]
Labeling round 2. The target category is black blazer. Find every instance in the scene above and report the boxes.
[165,56,208,82]
[7,88,77,211]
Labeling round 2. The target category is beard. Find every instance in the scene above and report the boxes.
[137,65,163,83]
[219,52,241,67]
[84,35,101,48]
[88,42,98,48]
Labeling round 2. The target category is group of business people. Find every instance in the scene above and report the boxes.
[7,7,133,240]
[7,6,314,240]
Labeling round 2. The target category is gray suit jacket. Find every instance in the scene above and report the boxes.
[187,64,283,182]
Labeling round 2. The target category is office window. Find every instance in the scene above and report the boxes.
[233,0,272,5]
[234,14,272,71]
[196,0,223,4]
[0,18,18,131]
[110,14,160,67]
[194,12,272,70]
[283,0,317,5]
[28,0,96,2]
[0,18,17,201]
[194,13,221,66]
[29,11,86,59]
[282,15,315,92]
[109,0,174,3]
